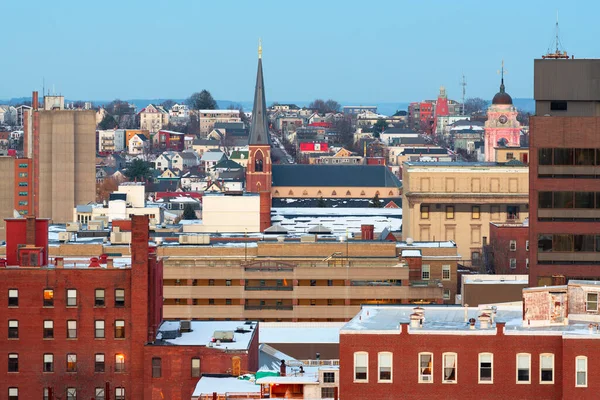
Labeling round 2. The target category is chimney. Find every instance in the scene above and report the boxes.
[361,224,374,240]
[32,91,39,111]
[26,216,36,246]
[54,257,64,268]
[410,313,421,328]
[279,359,286,376]
[552,275,566,286]
[469,318,476,330]
[106,259,114,269]
[479,313,491,329]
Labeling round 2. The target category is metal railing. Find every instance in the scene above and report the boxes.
[244,305,293,311]
[244,286,293,291]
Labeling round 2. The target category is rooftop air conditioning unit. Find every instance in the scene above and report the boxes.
[180,320,192,333]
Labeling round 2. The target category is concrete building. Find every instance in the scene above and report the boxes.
[339,280,600,400]
[34,97,96,223]
[529,58,600,286]
[0,157,33,239]
[402,162,529,267]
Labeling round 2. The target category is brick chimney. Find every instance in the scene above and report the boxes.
[32,91,39,111]
[26,215,36,246]
[361,224,374,240]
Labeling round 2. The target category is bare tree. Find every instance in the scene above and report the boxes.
[464,98,488,115]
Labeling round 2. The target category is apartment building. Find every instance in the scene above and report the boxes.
[339,280,600,400]
[529,58,600,285]
[160,238,459,322]
[199,109,242,135]
[0,157,33,239]
[402,161,529,267]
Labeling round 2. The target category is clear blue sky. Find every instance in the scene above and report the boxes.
[2,0,598,104]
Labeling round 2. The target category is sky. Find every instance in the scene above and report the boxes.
[2,0,599,104]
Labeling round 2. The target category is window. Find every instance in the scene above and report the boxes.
[443,289,451,300]
[442,353,457,383]
[43,354,54,372]
[95,320,105,338]
[8,353,18,372]
[321,388,335,398]
[509,240,517,251]
[43,289,54,306]
[18,163,28,168]
[421,265,430,280]
[478,353,493,383]
[323,371,335,383]
[576,356,587,387]
[554,192,573,208]
[442,265,451,280]
[18,200,27,206]
[310,280,317,286]
[225,280,231,286]
[526,240,529,251]
[66,289,77,306]
[115,289,125,307]
[554,148,574,165]
[44,320,54,338]
[446,206,455,219]
[539,148,553,165]
[509,258,517,269]
[472,206,480,219]
[507,205,519,220]
[95,354,105,372]
[9,289,18,306]
[115,354,125,372]
[378,352,392,382]
[115,388,125,400]
[526,258,529,269]
[550,100,567,111]
[44,388,51,400]
[66,388,76,400]
[420,205,429,219]
[208,298,215,305]
[8,388,18,400]
[540,354,554,384]
[115,320,125,338]
[517,353,531,383]
[66,354,77,372]
[575,192,595,208]
[208,279,215,286]
[506,152,514,160]
[354,352,368,382]
[539,192,553,208]
[18,182,27,186]
[586,293,598,312]
[152,357,162,378]
[67,320,77,338]
[18,191,27,196]
[8,320,18,338]
[419,353,433,383]
[95,289,105,307]
[95,388,105,400]
[191,358,201,377]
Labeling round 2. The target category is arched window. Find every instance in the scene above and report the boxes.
[331,190,337,196]
[302,190,308,196]
[254,150,264,172]
[389,191,394,196]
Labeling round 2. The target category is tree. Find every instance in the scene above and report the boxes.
[309,98,341,114]
[161,100,176,110]
[317,197,327,208]
[106,99,133,116]
[72,101,86,109]
[517,111,531,126]
[373,119,387,138]
[370,193,382,208]
[125,159,153,181]
[98,114,118,130]
[325,99,341,113]
[181,203,197,220]
[96,176,122,203]
[333,116,355,148]
[464,97,488,115]
[187,90,217,110]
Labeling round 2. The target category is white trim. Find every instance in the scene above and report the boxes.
[478,353,493,384]
[353,351,368,383]
[418,352,433,383]
[575,356,588,388]
[539,353,555,385]
[377,351,393,383]
[586,292,598,312]
[516,353,531,384]
[442,352,458,384]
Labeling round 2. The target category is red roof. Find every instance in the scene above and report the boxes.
[155,192,203,200]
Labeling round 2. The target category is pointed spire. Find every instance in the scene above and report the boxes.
[499,59,506,93]
[248,41,271,146]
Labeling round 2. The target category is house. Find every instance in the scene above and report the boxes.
[230,150,249,167]
[200,150,227,171]
[139,104,169,133]
[181,166,206,191]
[128,134,149,154]
[154,152,174,171]
[172,151,200,171]
[157,130,186,152]
[192,139,221,156]
[95,166,125,183]
[168,103,190,119]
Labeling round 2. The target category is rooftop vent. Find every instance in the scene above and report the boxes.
[180,320,192,333]
[213,330,235,343]
[235,326,250,333]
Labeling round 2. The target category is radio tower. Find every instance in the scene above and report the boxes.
[459,74,467,115]
[542,12,570,59]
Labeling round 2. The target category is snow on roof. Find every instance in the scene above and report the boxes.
[401,249,422,257]
[256,375,319,385]
[201,151,225,162]
[463,275,528,285]
[155,320,257,350]
[192,377,260,396]
[397,241,456,248]
[259,322,344,344]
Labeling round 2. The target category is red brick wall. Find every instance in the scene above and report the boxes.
[5,218,49,266]
[489,223,529,274]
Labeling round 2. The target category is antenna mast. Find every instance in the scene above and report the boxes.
[542,12,570,59]
[459,74,467,115]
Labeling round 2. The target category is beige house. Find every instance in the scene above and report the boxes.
[494,147,529,164]
[199,110,241,135]
[140,104,169,133]
[401,162,529,267]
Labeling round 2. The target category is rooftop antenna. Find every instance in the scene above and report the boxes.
[542,11,570,59]
[459,74,467,115]
[497,60,508,91]
[258,38,262,59]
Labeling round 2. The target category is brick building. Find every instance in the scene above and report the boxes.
[529,59,600,285]
[485,220,530,274]
[339,280,600,400]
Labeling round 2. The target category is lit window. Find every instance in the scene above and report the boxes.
[66,354,77,372]
[509,240,517,251]
[586,293,598,312]
[152,357,162,378]
[115,289,125,307]
[540,354,554,384]
[95,320,105,338]
[509,259,517,269]
[95,388,105,400]
[115,320,125,338]
[115,354,125,372]
[43,289,54,307]
[191,358,201,378]
[446,206,454,219]
[378,352,392,382]
[66,289,77,306]
[419,353,433,383]
[8,289,18,306]
[478,353,493,383]
[66,388,76,400]
[43,354,54,372]
[8,353,18,372]
[43,320,54,339]
[44,388,51,400]
[442,353,457,383]
[442,265,451,280]
[420,205,429,219]
[8,388,18,400]
[67,320,77,339]
[115,388,125,400]
[354,352,368,382]
[421,265,430,280]
[8,320,18,338]
[95,289,105,307]
[576,356,587,387]
[95,354,105,372]
[526,258,529,269]
[525,240,529,251]
[517,353,531,383]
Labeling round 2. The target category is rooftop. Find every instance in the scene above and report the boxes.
[154,320,258,350]
[192,376,260,396]
[272,164,402,188]
[259,322,343,344]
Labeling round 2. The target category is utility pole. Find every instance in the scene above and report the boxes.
[459,74,467,115]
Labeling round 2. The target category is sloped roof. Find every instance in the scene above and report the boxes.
[248,57,271,146]
[201,151,226,162]
[213,159,243,170]
[272,165,402,188]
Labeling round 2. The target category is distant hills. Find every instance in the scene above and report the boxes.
[0,97,535,116]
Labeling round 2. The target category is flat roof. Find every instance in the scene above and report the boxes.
[155,320,258,350]
[259,322,343,344]
[192,377,260,396]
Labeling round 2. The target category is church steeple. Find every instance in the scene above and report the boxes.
[248,40,271,146]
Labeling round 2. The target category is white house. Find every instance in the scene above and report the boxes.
[154,152,175,171]
[172,151,199,171]
[128,134,149,155]
[200,150,226,171]
[169,103,190,119]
